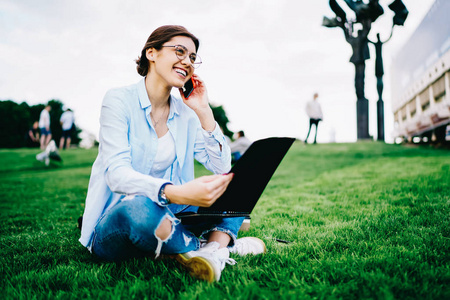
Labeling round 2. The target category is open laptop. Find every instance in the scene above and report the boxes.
[176,137,295,224]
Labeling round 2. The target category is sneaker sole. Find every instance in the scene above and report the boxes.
[176,254,216,282]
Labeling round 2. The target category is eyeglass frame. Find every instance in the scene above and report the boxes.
[161,45,202,69]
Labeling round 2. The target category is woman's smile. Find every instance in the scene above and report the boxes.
[173,67,188,79]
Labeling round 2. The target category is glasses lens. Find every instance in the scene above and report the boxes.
[189,54,197,64]
[174,46,187,60]
[192,55,202,68]
[174,45,202,69]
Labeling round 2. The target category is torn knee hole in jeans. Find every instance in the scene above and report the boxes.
[154,214,179,258]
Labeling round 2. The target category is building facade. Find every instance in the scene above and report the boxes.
[390,0,450,142]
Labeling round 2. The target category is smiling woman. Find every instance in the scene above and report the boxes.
[78,25,266,283]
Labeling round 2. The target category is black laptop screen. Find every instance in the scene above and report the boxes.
[200,137,295,213]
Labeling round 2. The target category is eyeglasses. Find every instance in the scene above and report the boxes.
[161,45,202,69]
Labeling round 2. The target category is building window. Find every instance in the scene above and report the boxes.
[419,89,430,112]
[435,93,445,103]
[432,75,445,101]
[400,105,407,121]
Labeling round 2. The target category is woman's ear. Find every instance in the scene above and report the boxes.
[146,48,155,62]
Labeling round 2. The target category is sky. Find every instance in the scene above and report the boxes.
[0,0,436,143]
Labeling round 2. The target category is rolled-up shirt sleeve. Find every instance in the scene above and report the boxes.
[194,121,231,174]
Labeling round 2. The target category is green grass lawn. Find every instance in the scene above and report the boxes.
[1,142,449,299]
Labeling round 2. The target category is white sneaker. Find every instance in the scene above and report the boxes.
[229,237,266,256]
[176,242,236,282]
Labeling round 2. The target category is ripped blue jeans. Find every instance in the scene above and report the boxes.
[91,195,244,262]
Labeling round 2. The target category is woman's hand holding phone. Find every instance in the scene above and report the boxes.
[179,74,205,103]
[180,74,216,132]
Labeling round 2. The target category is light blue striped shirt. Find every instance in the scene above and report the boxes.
[79,78,231,249]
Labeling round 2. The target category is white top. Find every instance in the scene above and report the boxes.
[305,99,323,120]
[60,110,75,130]
[230,136,252,155]
[39,109,50,128]
[149,131,176,178]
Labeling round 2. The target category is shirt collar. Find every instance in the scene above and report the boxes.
[138,77,181,118]
[137,78,150,110]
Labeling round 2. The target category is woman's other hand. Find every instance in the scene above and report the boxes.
[165,173,234,207]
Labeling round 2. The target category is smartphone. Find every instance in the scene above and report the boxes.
[181,78,196,99]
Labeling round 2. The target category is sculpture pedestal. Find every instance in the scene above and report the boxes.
[377,99,385,141]
[357,98,370,140]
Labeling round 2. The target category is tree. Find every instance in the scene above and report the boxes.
[210,104,233,138]
[0,100,32,148]
[0,99,81,148]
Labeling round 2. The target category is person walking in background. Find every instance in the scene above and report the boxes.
[230,130,251,162]
[304,93,323,144]
[79,25,265,283]
[38,105,52,149]
[59,108,75,150]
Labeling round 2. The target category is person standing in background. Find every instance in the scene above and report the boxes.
[59,108,75,150]
[304,93,323,144]
[39,105,52,149]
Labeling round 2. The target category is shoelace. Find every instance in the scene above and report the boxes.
[190,250,236,271]
[197,242,237,269]
[215,256,236,269]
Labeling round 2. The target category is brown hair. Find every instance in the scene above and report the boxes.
[135,25,200,76]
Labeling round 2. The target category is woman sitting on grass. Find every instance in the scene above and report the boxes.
[79,25,265,282]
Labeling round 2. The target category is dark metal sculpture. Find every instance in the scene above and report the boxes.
[323,0,408,141]
[369,33,386,141]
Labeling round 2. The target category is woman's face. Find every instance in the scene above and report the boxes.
[147,35,196,88]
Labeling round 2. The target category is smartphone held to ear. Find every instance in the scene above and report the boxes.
[180,78,196,99]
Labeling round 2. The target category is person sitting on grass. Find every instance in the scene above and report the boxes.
[36,140,61,166]
[79,25,265,282]
[230,130,252,162]
[27,121,40,148]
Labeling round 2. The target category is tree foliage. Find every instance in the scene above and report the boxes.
[0,100,231,149]
[210,104,233,138]
[0,99,81,148]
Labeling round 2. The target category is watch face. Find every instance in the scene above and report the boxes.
[159,184,172,205]
[159,186,169,204]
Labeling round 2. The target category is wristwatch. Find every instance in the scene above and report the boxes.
[158,183,172,205]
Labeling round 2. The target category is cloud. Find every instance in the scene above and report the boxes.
[0,0,436,143]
